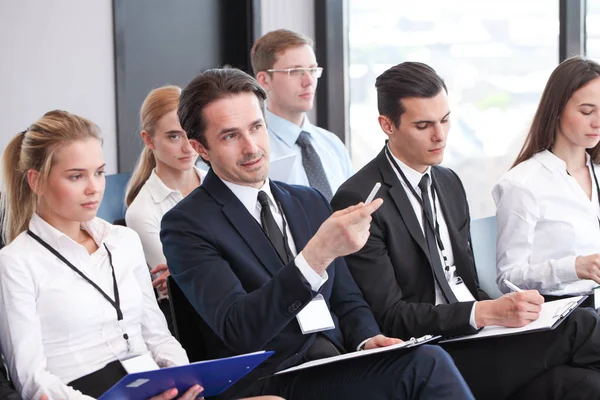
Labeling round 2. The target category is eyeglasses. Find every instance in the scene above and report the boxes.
[265,67,323,79]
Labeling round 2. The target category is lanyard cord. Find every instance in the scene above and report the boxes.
[384,146,449,268]
[26,229,130,345]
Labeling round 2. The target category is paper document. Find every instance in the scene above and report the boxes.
[442,295,586,343]
[268,154,296,183]
[276,335,440,375]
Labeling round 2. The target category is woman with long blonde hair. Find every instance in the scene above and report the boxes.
[125,85,205,328]
[0,110,201,399]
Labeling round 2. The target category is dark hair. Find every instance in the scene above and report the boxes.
[513,56,600,167]
[375,62,447,127]
[178,68,267,160]
[250,29,313,76]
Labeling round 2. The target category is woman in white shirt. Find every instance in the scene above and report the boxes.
[125,86,205,328]
[493,57,600,302]
[0,110,201,399]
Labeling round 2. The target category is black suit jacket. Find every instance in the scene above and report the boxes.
[331,148,490,339]
[161,170,380,391]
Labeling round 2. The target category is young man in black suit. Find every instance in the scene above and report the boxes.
[160,67,473,399]
[331,61,600,400]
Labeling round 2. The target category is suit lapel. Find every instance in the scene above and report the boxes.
[376,149,430,260]
[431,168,479,295]
[271,182,312,252]
[203,170,283,277]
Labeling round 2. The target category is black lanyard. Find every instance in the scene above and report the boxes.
[27,229,130,349]
[384,145,450,271]
[592,163,600,216]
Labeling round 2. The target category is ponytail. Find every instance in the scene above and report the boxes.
[1,133,36,244]
[125,147,156,206]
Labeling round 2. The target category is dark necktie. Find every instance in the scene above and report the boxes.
[296,131,333,200]
[257,191,291,263]
[418,174,458,303]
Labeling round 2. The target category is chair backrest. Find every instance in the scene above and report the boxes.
[97,173,131,223]
[470,216,503,299]
[167,276,223,362]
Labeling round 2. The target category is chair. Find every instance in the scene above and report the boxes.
[470,216,504,299]
[97,173,131,223]
[167,276,222,362]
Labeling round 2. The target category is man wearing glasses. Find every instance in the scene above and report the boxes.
[251,29,353,200]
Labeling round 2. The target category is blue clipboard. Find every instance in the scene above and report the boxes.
[99,350,273,399]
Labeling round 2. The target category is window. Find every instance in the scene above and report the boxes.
[348,0,559,217]
[587,0,600,61]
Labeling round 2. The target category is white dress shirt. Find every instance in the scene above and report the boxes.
[126,167,206,270]
[0,214,188,400]
[386,149,478,327]
[265,109,353,193]
[126,168,205,300]
[221,178,328,291]
[493,150,600,295]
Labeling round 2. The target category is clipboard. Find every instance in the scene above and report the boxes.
[275,335,440,375]
[98,350,273,399]
[441,295,587,344]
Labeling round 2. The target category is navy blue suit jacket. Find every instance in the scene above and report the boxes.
[160,170,380,386]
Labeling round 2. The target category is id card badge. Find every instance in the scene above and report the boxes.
[296,294,335,334]
[594,286,600,310]
[450,276,476,302]
[120,352,160,374]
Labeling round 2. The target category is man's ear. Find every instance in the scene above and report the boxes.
[26,169,43,196]
[378,115,396,137]
[141,130,155,150]
[189,139,210,163]
[256,71,271,91]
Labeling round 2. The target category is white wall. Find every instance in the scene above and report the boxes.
[260,0,317,121]
[260,0,315,38]
[0,0,318,175]
[0,0,117,173]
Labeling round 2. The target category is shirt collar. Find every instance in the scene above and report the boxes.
[220,178,275,215]
[147,167,204,204]
[28,213,115,251]
[535,149,591,174]
[265,108,315,148]
[386,144,432,190]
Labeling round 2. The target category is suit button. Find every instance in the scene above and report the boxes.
[288,301,302,314]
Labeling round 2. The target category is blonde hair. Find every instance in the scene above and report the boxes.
[1,110,102,244]
[125,85,182,206]
[250,29,313,76]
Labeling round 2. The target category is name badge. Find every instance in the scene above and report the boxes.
[594,286,600,310]
[120,352,160,374]
[296,294,335,334]
[450,276,476,302]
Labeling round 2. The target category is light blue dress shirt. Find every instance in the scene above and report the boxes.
[265,109,353,194]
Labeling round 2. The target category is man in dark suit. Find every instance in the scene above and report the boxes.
[331,61,600,400]
[160,68,473,399]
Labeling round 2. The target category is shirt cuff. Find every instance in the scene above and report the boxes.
[553,255,579,283]
[296,252,328,291]
[469,302,478,329]
[357,338,370,351]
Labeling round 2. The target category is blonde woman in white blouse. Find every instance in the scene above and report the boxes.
[125,86,204,326]
[494,57,600,302]
[0,111,201,400]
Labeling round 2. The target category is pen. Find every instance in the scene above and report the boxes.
[365,182,381,205]
[503,279,523,293]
